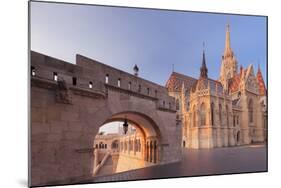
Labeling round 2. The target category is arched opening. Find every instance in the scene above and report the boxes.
[226,105,229,127]
[219,104,222,126]
[176,99,179,110]
[248,99,254,123]
[93,112,161,177]
[211,102,215,126]
[236,131,241,145]
[200,103,206,126]
[193,105,196,127]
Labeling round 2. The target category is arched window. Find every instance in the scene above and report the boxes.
[200,103,206,126]
[193,106,196,127]
[176,99,179,110]
[248,99,253,123]
[226,105,229,127]
[219,104,222,125]
[117,78,121,87]
[128,82,132,90]
[211,103,215,126]
[89,81,93,89]
[105,74,109,84]
[31,66,36,76]
[53,72,58,81]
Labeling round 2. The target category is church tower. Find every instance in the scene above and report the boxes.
[219,24,238,90]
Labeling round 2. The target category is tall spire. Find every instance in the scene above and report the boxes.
[224,24,233,58]
[200,49,208,79]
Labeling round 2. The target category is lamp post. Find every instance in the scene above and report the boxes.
[123,118,129,134]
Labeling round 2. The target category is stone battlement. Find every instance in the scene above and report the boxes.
[30,51,176,112]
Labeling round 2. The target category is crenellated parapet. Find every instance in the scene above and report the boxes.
[30,51,176,112]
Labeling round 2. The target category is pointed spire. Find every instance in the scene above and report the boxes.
[256,64,266,96]
[258,63,261,73]
[200,47,208,79]
[224,24,233,58]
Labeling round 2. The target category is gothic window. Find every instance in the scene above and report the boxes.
[248,99,253,123]
[200,103,206,126]
[176,99,179,110]
[193,105,196,127]
[226,105,229,127]
[219,104,222,124]
[211,103,215,126]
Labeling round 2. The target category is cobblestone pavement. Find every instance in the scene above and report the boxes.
[85,144,267,183]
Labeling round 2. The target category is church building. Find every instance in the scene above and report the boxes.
[166,25,267,148]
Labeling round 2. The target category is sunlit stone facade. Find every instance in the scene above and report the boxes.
[166,25,267,149]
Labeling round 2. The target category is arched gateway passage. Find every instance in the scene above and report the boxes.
[93,112,162,176]
[30,51,181,186]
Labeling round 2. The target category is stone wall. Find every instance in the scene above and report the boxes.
[30,51,181,187]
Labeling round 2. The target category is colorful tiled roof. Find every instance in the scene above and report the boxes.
[165,72,197,92]
[228,66,248,93]
[256,67,267,96]
[228,73,241,93]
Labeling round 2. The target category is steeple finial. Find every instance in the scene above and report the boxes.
[224,23,233,57]
[200,47,208,79]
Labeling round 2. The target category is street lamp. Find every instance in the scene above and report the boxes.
[123,118,129,134]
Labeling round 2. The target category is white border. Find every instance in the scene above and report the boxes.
[1,0,280,188]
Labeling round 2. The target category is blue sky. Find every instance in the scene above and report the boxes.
[30,2,267,85]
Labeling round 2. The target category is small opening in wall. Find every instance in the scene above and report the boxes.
[128,82,132,90]
[89,81,93,89]
[31,66,35,76]
[53,72,58,81]
[155,90,157,97]
[105,74,109,84]
[118,78,121,87]
[72,77,77,86]
[163,101,165,107]
[138,84,141,92]
[169,102,171,109]
[147,88,150,95]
